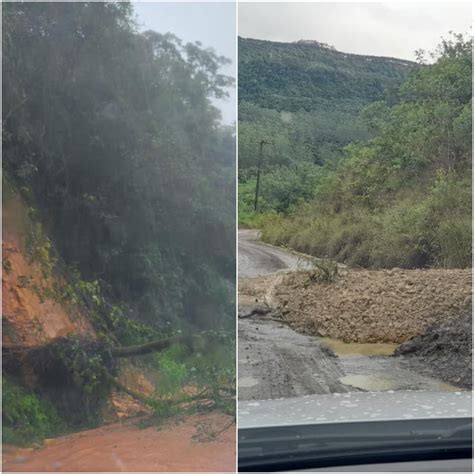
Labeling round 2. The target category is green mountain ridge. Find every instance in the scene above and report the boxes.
[238,36,418,219]
[239,37,417,113]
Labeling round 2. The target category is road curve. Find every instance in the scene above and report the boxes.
[238,229,310,278]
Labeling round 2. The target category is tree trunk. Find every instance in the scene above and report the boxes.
[110,335,194,358]
[2,334,195,375]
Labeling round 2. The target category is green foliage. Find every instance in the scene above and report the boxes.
[53,338,113,399]
[3,2,235,331]
[239,38,415,113]
[149,332,236,416]
[136,332,235,425]
[24,221,56,278]
[238,38,415,219]
[261,34,471,269]
[143,398,182,424]
[3,6,235,432]
[156,354,188,397]
[2,377,65,446]
[186,332,235,415]
[308,259,339,283]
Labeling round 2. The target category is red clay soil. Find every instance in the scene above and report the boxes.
[2,412,236,472]
[2,193,95,347]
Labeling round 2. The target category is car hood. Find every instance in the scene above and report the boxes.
[239,390,472,429]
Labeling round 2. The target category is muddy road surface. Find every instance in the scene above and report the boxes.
[239,229,311,278]
[3,413,235,472]
[238,230,460,401]
[239,316,350,399]
[238,315,457,400]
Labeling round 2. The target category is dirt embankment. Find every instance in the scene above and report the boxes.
[2,193,96,346]
[395,311,472,389]
[263,268,471,344]
[2,192,158,422]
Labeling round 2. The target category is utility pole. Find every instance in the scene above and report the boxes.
[254,140,266,211]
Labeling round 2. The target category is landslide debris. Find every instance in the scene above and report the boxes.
[394,311,472,389]
[268,268,471,344]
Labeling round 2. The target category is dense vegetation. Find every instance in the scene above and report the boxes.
[2,376,65,446]
[4,2,235,330]
[3,2,235,443]
[238,37,416,223]
[260,35,471,269]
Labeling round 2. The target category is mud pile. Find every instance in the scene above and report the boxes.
[395,311,472,389]
[272,268,471,344]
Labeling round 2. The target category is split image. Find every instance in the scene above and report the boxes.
[2,1,473,473]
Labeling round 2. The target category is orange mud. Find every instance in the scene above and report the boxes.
[2,412,236,472]
[2,193,95,346]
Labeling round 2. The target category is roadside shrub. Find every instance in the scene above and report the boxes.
[156,354,188,397]
[308,258,338,283]
[2,377,65,446]
[259,35,471,271]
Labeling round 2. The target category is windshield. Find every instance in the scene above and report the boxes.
[238,1,472,469]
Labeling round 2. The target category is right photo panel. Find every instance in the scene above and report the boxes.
[237,2,472,472]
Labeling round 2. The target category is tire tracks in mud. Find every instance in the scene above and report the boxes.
[239,316,351,400]
[238,230,461,401]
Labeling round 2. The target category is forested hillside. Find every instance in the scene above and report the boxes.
[239,37,414,112]
[4,2,235,331]
[260,35,471,269]
[239,37,416,221]
[3,2,235,445]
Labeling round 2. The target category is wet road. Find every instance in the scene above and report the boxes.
[3,413,235,472]
[238,315,457,400]
[239,317,351,400]
[238,230,458,401]
[238,229,311,278]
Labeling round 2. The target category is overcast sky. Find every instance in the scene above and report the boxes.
[133,1,236,125]
[239,2,471,61]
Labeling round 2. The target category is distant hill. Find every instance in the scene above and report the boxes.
[239,37,417,113]
[238,37,418,221]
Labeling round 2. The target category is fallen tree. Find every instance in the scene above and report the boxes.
[2,334,195,373]
[2,334,201,425]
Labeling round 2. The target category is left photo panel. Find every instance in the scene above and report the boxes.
[2,1,236,472]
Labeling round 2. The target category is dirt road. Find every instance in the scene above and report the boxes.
[3,413,235,472]
[239,229,311,278]
[238,230,460,401]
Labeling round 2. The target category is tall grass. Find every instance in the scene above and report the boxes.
[262,174,471,269]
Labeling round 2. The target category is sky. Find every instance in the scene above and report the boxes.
[238,2,471,61]
[133,1,236,125]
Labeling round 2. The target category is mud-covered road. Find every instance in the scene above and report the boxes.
[238,229,311,278]
[3,413,235,472]
[238,230,459,401]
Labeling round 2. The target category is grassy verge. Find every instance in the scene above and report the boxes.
[261,174,471,269]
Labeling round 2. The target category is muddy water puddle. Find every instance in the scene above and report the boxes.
[320,337,461,393]
[321,337,398,357]
[338,357,461,392]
